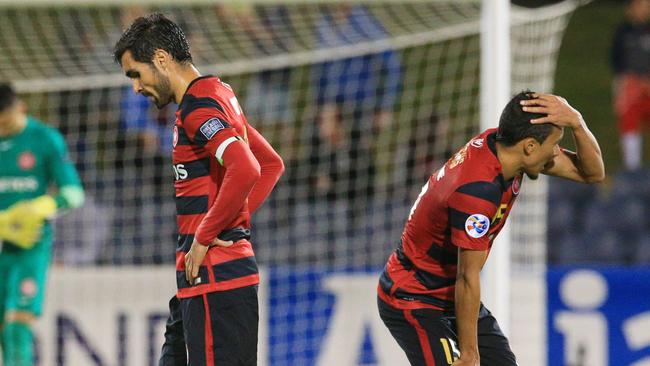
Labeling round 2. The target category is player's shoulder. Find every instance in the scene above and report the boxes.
[179,76,238,121]
[442,129,501,190]
[26,116,64,140]
[182,76,234,104]
[445,129,497,172]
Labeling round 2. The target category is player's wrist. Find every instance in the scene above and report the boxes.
[193,237,211,247]
[458,349,479,362]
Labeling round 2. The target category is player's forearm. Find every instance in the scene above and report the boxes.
[248,156,284,214]
[455,271,481,362]
[248,127,285,213]
[195,144,261,245]
[571,120,605,183]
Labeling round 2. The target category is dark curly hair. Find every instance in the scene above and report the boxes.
[113,13,192,65]
[496,90,556,146]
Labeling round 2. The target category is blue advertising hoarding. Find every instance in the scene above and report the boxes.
[547,267,650,366]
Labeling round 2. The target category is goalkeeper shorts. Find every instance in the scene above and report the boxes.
[0,238,52,320]
[378,297,518,366]
[180,285,258,366]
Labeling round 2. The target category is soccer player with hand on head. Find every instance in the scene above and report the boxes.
[114,14,284,366]
[377,91,604,366]
[0,83,85,366]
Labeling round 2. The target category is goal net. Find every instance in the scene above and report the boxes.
[0,1,579,365]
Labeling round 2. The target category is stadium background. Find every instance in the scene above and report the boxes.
[0,0,648,365]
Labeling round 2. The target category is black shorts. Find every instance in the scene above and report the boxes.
[159,295,187,366]
[378,297,517,366]
[160,285,259,366]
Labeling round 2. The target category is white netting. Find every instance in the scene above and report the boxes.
[0,1,579,365]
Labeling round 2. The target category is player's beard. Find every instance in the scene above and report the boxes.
[150,71,174,109]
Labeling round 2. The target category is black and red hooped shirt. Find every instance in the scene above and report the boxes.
[378,128,522,311]
[173,75,262,299]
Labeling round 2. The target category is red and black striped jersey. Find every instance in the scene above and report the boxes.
[173,75,260,298]
[378,128,523,311]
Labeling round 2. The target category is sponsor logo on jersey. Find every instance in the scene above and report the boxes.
[200,118,226,140]
[470,138,484,148]
[18,151,36,170]
[512,175,521,195]
[465,214,490,238]
[173,126,179,148]
[0,177,39,192]
[173,163,188,181]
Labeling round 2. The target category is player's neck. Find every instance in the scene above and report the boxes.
[171,64,202,104]
[0,115,27,138]
[495,141,521,181]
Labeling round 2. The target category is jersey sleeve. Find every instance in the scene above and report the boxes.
[44,127,84,209]
[447,181,502,251]
[182,97,242,164]
[246,124,284,213]
[194,138,261,245]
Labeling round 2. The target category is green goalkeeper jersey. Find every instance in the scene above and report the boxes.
[0,116,83,244]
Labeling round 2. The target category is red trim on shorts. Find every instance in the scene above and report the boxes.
[404,309,436,366]
[203,294,215,364]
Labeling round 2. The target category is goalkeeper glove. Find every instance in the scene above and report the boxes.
[0,204,43,249]
[0,196,56,250]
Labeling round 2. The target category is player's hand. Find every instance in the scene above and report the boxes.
[520,93,583,129]
[185,240,210,285]
[210,237,234,247]
[0,204,44,249]
[451,356,479,366]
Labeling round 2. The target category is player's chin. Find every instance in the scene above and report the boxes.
[525,170,540,180]
[154,99,169,109]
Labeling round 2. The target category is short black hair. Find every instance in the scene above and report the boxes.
[496,91,556,146]
[0,83,17,112]
[113,13,192,65]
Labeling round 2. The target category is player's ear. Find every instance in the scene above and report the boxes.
[151,49,169,71]
[523,137,538,156]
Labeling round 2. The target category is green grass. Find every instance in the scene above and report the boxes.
[554,0,626,173]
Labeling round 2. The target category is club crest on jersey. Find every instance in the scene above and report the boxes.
[200,118,226,140]
[173,126,179,148]
[465,214,490,238]
[512,175,521,195]
[18,151,36,170]
[20,278,37,298]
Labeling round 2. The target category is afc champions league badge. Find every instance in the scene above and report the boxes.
[512,175,521,195]
[172,126,179,148]
[18,151,36,171]
[465,214,490,238]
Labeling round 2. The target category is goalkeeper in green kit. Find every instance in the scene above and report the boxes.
[0,83,84,365]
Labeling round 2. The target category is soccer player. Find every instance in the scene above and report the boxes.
[377,91,605,366]
[113,14,284,365]
[0,83,85,366]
